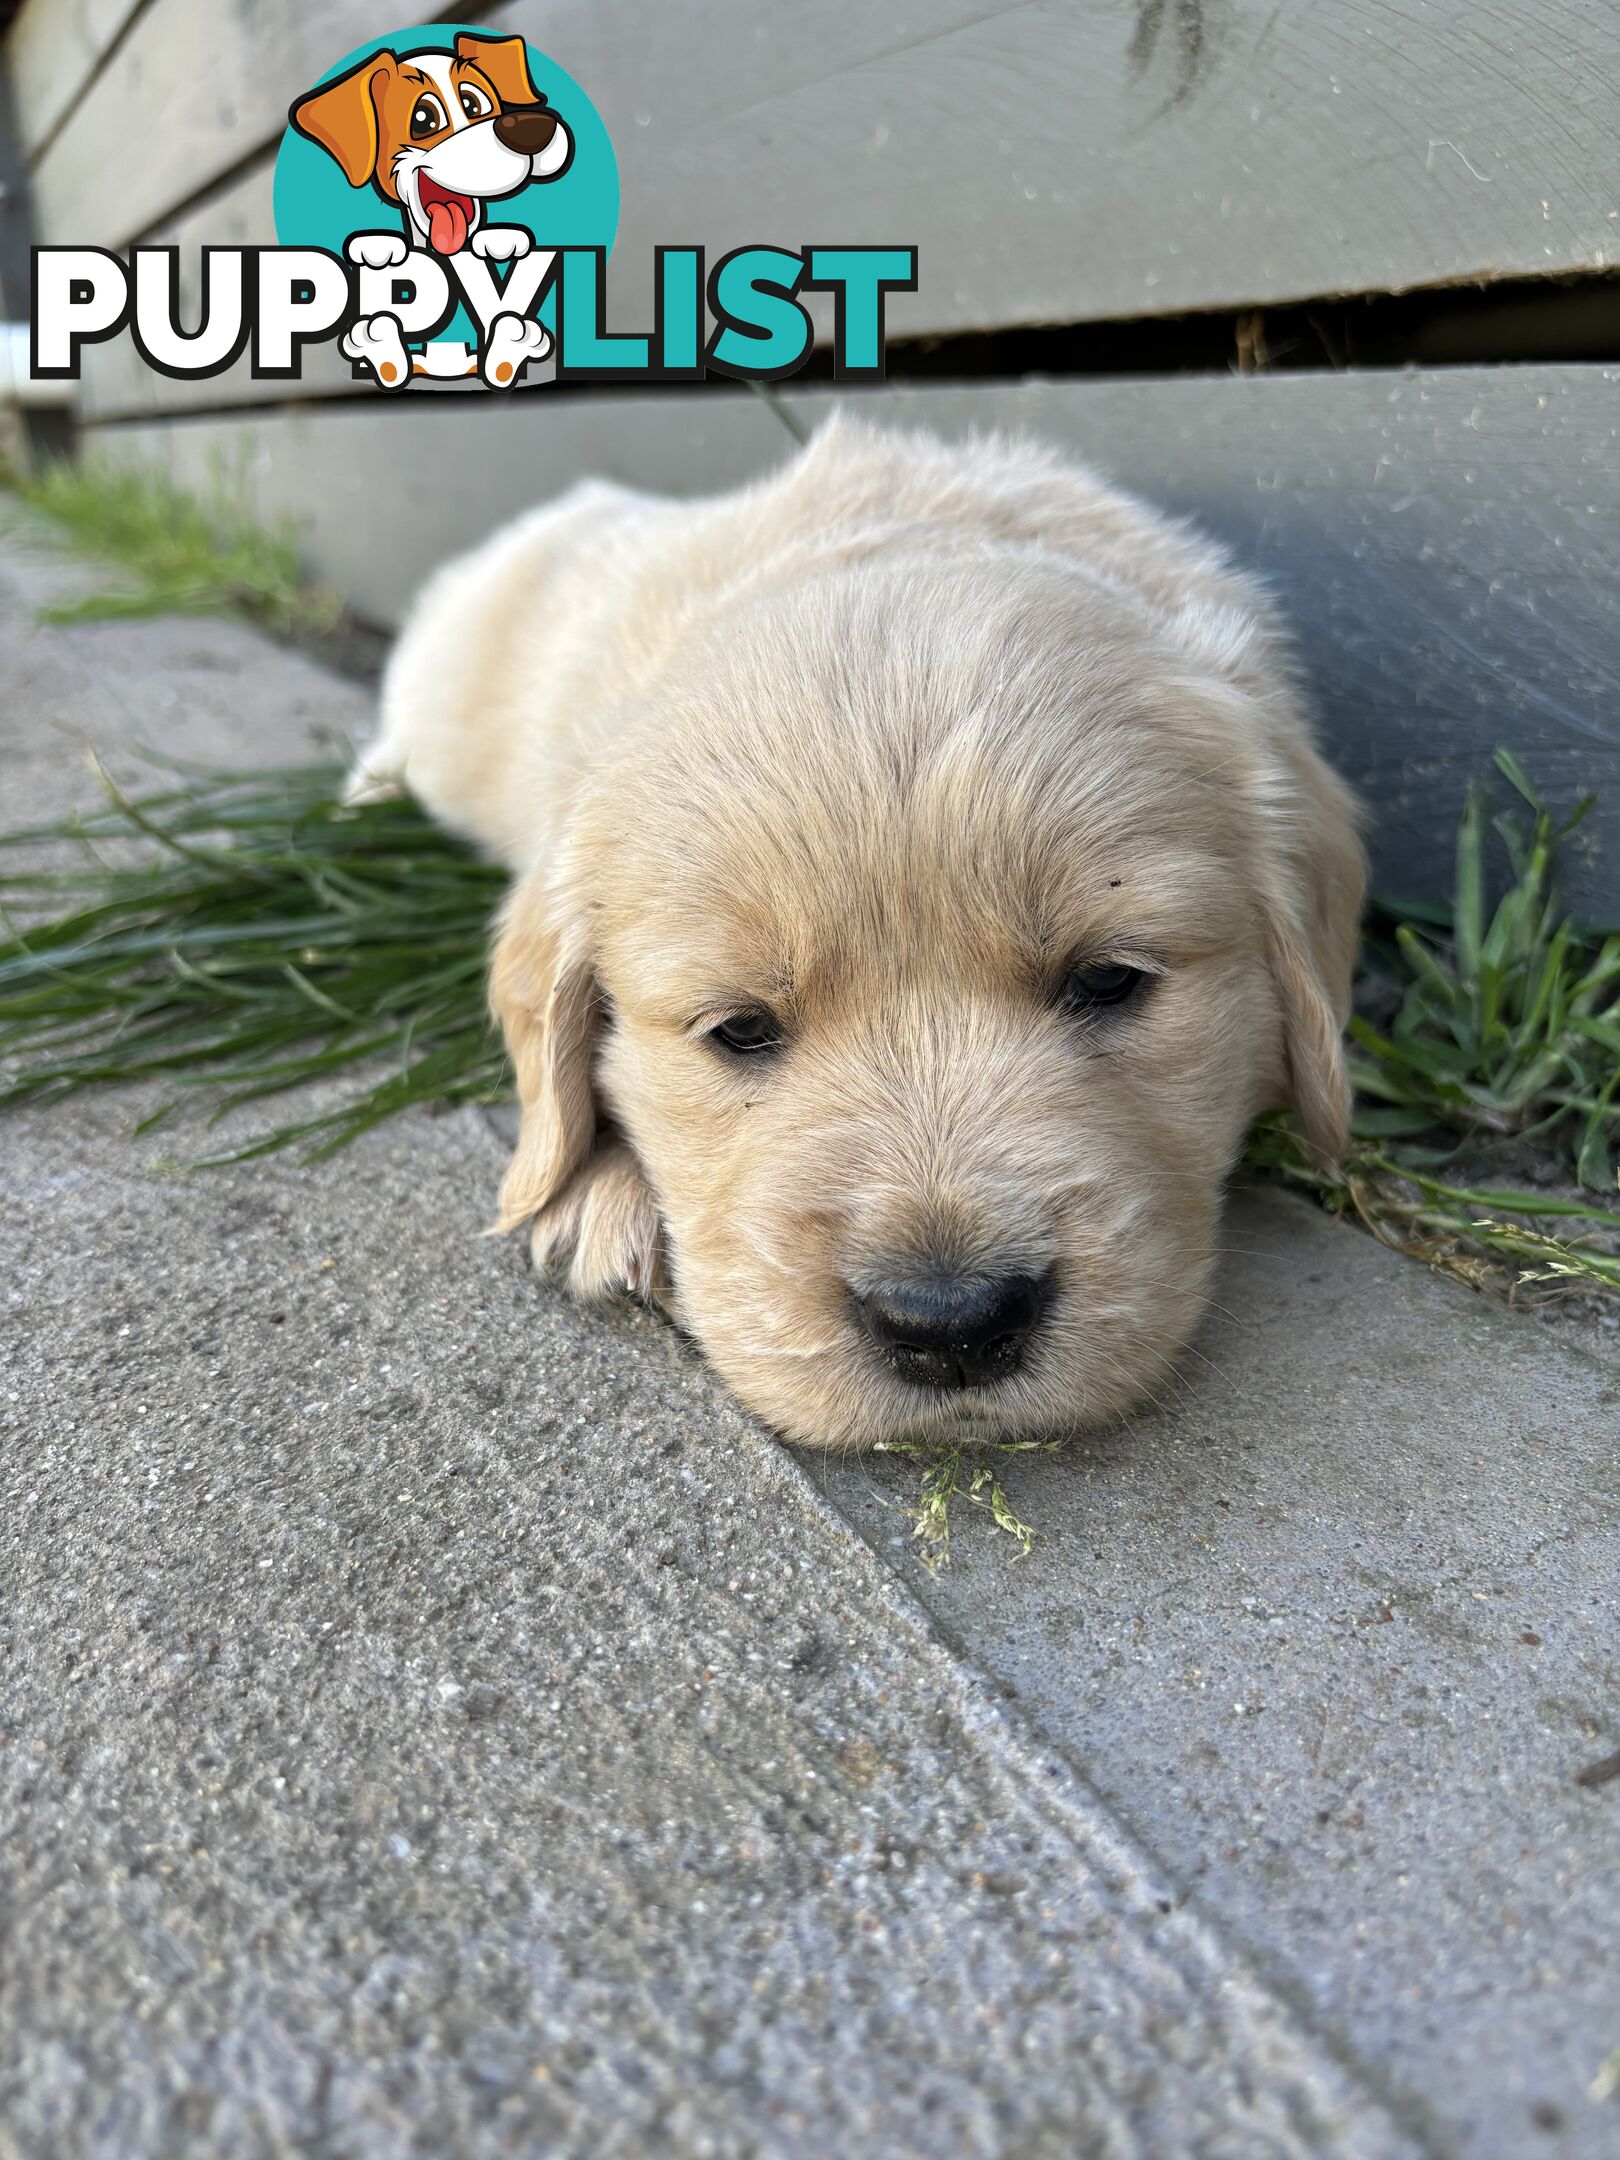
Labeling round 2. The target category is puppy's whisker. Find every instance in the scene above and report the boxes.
[1157,1362,1201,1407]
[1125,1277,1250,1331]
[1197,1301,1248,1328]
[735,1225,800,1277]
[1128,1379,1178,1423]
[717,1281,846,1363]
[1170,1346,1231,1391]
[726,1330,844,1363]
[841,1182,918,1212]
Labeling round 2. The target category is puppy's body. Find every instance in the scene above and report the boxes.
[365,421,1363,1450]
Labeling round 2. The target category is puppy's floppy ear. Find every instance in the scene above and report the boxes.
[489,867,599,1232]
[289,52,395,187]
[1254,745,1366,1168]
[1166,598,1365,1168]
[455,31,541,107]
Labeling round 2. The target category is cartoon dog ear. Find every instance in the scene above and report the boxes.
[289,52,396,187]
[455,31,542,108]
[488,866,600,1231]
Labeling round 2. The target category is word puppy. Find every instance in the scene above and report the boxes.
[357,421,1365,1451]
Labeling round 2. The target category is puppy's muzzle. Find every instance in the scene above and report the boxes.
[852,1268,1050,1391]
[494,105,561,156]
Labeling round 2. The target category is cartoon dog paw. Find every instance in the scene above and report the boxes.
[345,232,410,271]
[342,313,411,391]
[470,226,533,264]
[481,312,550,389]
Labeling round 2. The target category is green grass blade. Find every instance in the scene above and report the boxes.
[1493,747,1544,814]
[1453,783,1486,991]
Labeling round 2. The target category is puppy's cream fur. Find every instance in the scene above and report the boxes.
[360,419,1364,1450]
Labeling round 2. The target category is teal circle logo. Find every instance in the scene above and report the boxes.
[273,23,617,383]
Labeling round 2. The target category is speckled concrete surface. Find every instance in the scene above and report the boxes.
[2,525,1614,2157]
[825,1188,1620,2157]
[3,1077,1421,2160]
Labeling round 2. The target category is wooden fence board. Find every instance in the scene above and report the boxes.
[558,0,1620,328]
[26,0,457,250]
[6,0,144,159]
[88,364,1620,917]
[30,0,1620,344]
[76,157,366,419]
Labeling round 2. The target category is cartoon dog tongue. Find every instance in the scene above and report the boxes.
[425,194,470,255]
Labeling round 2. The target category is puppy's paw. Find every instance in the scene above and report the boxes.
[480,311,550,389]
[529,1145,666,1307]
[469,225,532,263]
[346,232,410,270]
[341,758,405,806]
[341,313,410,390]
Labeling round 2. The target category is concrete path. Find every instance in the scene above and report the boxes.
[825,1192,1620,2157]
[2,524,1616,2158]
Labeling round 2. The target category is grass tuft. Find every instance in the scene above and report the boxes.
[0,757,508,1159]
[1246,1129,1620,1297]
[4,458,337,634]
[1248,750,1620,1304]
[873,1437,1061,1566]
[1,747,1616,1556]
[1350,752,1619,1187]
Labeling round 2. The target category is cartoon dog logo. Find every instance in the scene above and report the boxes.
[289,32,572,390]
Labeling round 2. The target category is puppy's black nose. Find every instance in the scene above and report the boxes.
[494,106,560,155]
[853,1270,1047,1390]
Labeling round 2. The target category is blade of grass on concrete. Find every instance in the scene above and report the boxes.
[3,457,336,635]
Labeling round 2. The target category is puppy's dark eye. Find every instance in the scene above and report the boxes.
[1059,961,1149,1017]
[706,1009,784,1057]
[410,94,448,139]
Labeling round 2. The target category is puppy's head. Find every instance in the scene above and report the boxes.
[492,546,1362,1451]
[289,35,569,252]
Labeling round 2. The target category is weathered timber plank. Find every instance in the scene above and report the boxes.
[560,0,1620,324]
[33,0,1620,346]
[5,0,145,160]
[25,0,455,250]
[87,364,1620,917]
[77,156,369,419]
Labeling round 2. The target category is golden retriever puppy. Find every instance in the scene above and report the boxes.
[357,417,1363,1450]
